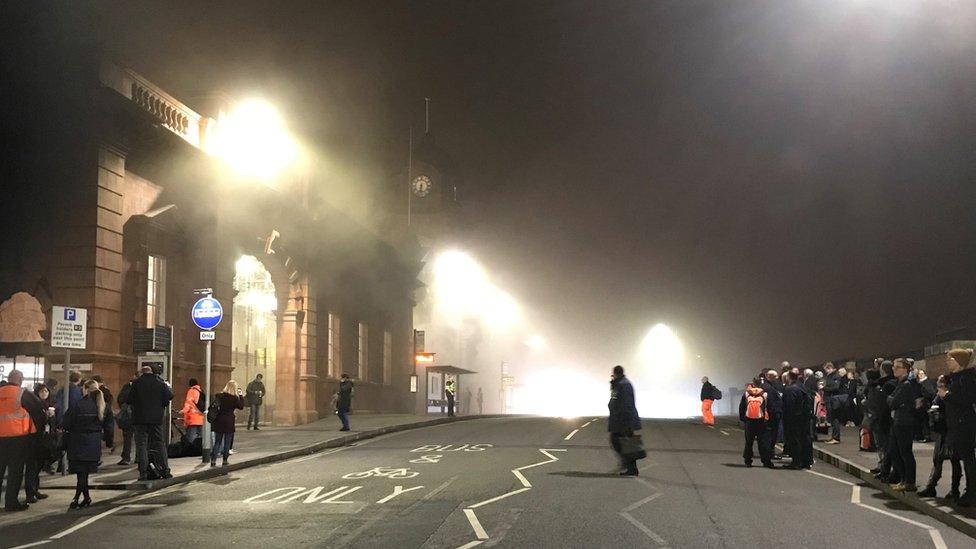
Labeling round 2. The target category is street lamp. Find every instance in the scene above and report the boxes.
[210,98,297,180]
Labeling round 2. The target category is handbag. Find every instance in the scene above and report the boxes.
[619,434,647,460]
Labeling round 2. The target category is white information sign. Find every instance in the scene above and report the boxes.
[200,331,216,341]
[51,306,87,349]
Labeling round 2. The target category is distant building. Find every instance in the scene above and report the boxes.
[0,50,420,424]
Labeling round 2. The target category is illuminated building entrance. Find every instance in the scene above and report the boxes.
[232,255,278,423]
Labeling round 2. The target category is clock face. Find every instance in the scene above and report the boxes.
[412,175,431,197]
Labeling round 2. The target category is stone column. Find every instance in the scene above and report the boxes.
[274,275,317,425]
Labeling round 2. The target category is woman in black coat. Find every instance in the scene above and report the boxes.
[210,380,244,467]
[944,348,976,507]
[63,379,111,508]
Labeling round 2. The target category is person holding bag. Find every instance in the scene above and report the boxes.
[63,379,112,509]
[608,365,643,476]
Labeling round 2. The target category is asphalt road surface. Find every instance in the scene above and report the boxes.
[2,417,972,548]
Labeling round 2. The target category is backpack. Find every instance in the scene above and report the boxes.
[206,396,220,424]
[745,394,765,420]
[117,403,133,431]
[194,389,206,414]
[712,387,723,401]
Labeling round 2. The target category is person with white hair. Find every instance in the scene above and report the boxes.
[0,370,46,512]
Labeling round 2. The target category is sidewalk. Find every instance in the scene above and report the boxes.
[812,424,976,538]
[36,413,487,492]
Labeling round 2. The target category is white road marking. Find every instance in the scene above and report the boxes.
[399,476,459,516]
[620,509,668,545]
[319,486,362,504]
[621,491,663,513]
[376,485,425,504]
[280,486,353,504]
[468,487,531,509]
[459,448,566,547]
[580,420,595,428]
[244,487,307,503]
[807,469,947,548]
[619,478,667,545]
[805,469,855,486]
[49,504,165,540]
[409,454,443,464]
[456,541,484,549]
[719,430,730,436]
[8,541,53,549]
[464,508,489,539]
[564,429,580,440]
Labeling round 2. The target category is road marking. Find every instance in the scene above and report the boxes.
[564,429,580,440]
[620,508,669,545]
[116,482,191,504]
[807,469,946,548]
[280,486,357,504]
[719,430,730,436]
[805,469,855,486]
[580,420,595,428]
[456,541,484,549]
[619,478,667,545]
[8,541,53,549]
[463,508,489,539]
[376,485,425,504]
[291,446,348,463]
[459,449,566,547]
[48,504,165,540]
[621,491,663,513]
[409,454,443,464]
[411,443,492,452]
[342,467,419,480]
[468,487,531,509]
[244,487,307,503]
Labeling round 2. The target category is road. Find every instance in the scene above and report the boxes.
[2,416,972,548]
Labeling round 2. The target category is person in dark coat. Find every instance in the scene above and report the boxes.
[700,376,717,426]
[782,371,813,469]
[91,375,115,451]
[943,348,976,506]
[24,383,53,503]
[918,376,959,498]
[336,374,354,431]
[917,369,937,442]
[761,370,784,458]
[128,365,173,481]
[822,364,849,444]
[63,379,112,508]
[54,370,83,424]
[245,374,265,430]
[608,365,642,476]
[0,370,46,512]
[211,380,245,467]
[886,359,924,492]
[115,373,137,465]
[740,379,774,468]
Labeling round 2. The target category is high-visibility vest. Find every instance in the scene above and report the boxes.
[0,385,36,437]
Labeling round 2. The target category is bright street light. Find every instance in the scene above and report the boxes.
[210,98,298,180]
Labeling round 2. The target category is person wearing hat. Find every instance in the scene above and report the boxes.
[943,348,976,506]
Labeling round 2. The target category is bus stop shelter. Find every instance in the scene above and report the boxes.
[426,364,477,414]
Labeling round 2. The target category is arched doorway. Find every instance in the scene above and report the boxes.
[232,255,278,424]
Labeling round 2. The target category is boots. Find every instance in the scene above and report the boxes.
[917,485,937,497]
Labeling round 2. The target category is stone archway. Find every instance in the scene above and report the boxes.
[232,255,279,425]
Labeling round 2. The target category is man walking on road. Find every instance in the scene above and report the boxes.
[245,374,265,430]
[608,365,642,476]
[0,370,46,512]
[129,365,173,481]
[700,376,717,425]
[336,374,354,431]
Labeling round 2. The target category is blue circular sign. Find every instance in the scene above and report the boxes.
[191,297,223,330]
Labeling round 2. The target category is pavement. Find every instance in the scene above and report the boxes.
[2,416,975,548]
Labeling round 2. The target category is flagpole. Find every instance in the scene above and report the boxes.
[407,125,413,227]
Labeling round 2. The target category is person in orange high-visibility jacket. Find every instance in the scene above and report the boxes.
[179,378,205,444]
[700,377,716,425]
[0,370,46,511]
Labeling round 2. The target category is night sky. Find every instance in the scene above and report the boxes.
[23,1,976,379]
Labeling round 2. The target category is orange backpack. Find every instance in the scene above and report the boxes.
[745,393,766,420]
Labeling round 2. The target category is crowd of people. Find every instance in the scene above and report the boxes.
[714,348,976,507]
[0,365,280,512]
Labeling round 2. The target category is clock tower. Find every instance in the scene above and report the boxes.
[401,131,462,248]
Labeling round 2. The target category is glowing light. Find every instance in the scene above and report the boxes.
[431,250,520,329]
[639,323,685,380]
[509,367,606,418]
[525,335,547,351]
[211,99,297,180]
[415,353,435,364]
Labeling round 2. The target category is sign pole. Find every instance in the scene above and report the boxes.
[63,348,71,411]
[202,339,212,462]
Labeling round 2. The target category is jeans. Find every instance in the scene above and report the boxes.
[134,423,169,479]
[337,410,350,430]
[610,431,638,473]
[889,424,917,485]
[185,426,202,444]
[121,428,133,461]
[248,404,260,428]
[744,420,772,465]
[0,436,28,507]
[212,432,235,460]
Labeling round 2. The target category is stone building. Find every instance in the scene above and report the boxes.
[1,50,420,424]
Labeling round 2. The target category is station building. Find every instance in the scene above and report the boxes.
[0,51,421,424]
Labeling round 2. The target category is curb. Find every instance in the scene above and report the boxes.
[812,443,976,540]
[50,414,504,493]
